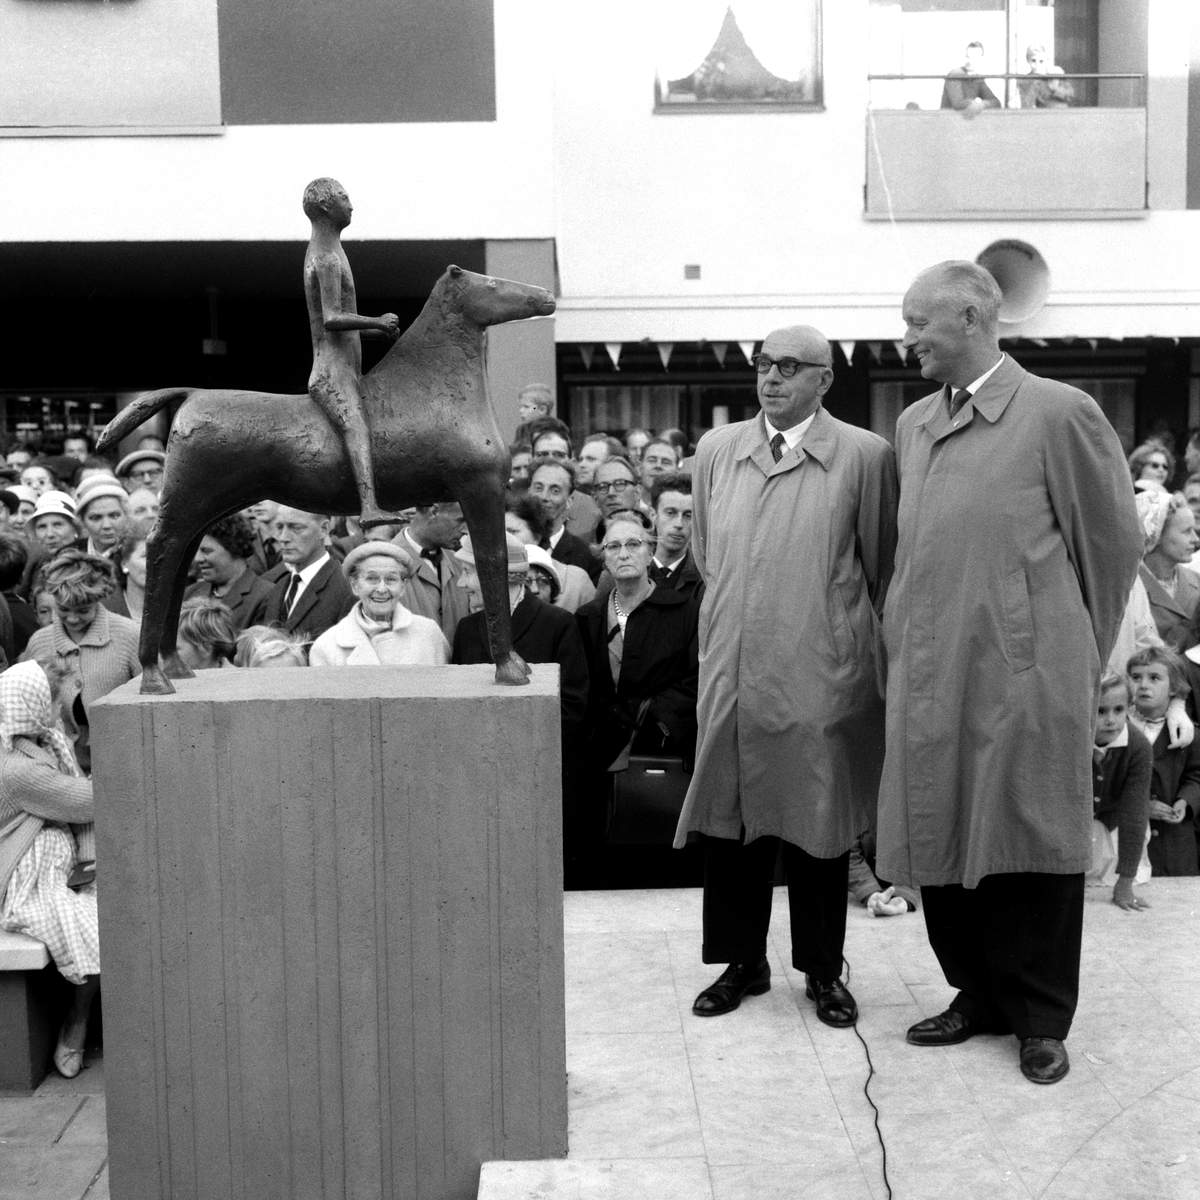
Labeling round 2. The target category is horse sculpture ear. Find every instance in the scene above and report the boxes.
[449,264,463,277]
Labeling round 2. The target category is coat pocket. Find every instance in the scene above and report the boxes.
[1001,568,1036,673]
[830,587,858,665]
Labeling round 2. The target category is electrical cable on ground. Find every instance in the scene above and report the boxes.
[843,955,893,1200]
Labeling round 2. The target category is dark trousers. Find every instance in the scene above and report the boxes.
[921,872,1085,1041]
[701,834,850,981]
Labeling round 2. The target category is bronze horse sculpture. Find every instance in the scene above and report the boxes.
[96,265,555,695]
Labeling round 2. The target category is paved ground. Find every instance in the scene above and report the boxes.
[539,878,1200,1200]
[7,879,1200,1199]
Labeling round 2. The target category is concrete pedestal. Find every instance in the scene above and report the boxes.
[91,666,567,1200]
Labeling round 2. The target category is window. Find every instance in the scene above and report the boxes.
[654,0,822,112]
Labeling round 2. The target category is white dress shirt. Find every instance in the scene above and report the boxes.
[764,409,817,454]
[285,551,331,612]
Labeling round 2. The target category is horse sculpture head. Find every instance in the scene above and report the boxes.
[442,264,556,329]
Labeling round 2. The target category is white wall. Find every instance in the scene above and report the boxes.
[551,0,1200,342]
[0,0,556,244]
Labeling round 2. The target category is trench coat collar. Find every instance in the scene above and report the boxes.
[734,408,835,477]
[914,354,1026,442]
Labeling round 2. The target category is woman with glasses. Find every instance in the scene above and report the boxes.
[575,518,699,875]
[20,550,141,774]
[1128,442,1175,494]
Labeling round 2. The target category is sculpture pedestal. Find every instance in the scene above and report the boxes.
[91,666,566,1200]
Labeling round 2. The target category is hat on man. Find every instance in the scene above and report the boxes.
[455,533,528,572]
[29,490,79,530]
[115,449,166,479]
[74,477,128,517]
[524,543,563,585]
[340,539,415,580]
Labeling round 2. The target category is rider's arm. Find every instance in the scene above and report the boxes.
[315,257,400,340]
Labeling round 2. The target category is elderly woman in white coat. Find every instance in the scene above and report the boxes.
[309,541,450,667]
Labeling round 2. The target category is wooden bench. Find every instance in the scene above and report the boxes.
[0,928,67,1092]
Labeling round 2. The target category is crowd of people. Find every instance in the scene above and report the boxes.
[3,262,1199,1087]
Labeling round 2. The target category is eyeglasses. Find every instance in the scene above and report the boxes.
[751,354,828,378]
[602,539,648,555]
[592,479,636,495]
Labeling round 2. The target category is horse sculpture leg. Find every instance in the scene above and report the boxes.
[138,515,207,695]
[457,474,530,686]
[161,530,205,680]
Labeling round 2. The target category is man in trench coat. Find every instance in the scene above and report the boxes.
[673,325,898,1026]
[876,261,1142,1084]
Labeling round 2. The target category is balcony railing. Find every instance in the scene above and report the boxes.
[865,73,1147,220]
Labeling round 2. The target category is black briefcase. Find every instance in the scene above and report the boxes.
[605,754,691,845]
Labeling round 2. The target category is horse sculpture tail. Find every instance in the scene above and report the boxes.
[95,388,194,453]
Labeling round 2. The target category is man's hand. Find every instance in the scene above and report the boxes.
[1149,798,1187,824]
[1166,698,1193,749]
[1113,876,1150,911]
[867,886,909,917]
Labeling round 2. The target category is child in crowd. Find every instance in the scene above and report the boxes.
[1127,646,1200,876]
[1090,672,1152,909]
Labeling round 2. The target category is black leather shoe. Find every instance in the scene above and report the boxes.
[692,959,771,1017]
[906,1009,1005,1046]
[1020,1037,1069,1084]
[805,975,858,1028]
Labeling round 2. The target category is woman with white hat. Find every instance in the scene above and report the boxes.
[27,491,81,557]
[308,541,449,667]
[74,477,127,560]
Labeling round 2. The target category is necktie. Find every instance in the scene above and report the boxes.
[263,536,280,569]
[421,545,442,571]
[283,571,301,615]
[650,562,670,586]
[770,433,786,463]
[950,388,972,417]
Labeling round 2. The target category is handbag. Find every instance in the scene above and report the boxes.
[606,754,691,845]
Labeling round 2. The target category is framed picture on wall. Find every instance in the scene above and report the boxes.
[653,1,823,112]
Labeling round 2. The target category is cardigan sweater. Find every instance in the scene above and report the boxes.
[21,608,141,768]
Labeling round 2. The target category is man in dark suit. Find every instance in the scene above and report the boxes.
[262,507,354,641]
[648,472,704,603]
[530,458,601,584]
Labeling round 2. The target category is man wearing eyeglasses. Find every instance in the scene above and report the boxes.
[674,325,897,1030]
[591,457,651,524]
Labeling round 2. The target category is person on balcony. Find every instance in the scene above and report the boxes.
[1018,43,1074,109]
[941,41,1000,115]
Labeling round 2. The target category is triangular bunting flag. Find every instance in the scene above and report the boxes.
[657,342,674,370]
[1086,338,1098,351]
[867,342,883,363]
[605,342,622,370]
[711,342,728,368]
[838,341,856,365]
[738,340,757,365]
[892,340,908,364]
[578,345,594,370]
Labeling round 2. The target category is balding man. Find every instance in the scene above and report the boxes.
[674,326,897,1028]
[877,261,1142,1084]
[263,507,355,640]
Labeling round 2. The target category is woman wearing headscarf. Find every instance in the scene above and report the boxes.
[21,550,140,773]
[1137,490,1200,652]
[0,661,98,1078]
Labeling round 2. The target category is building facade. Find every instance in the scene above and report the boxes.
[1,0,1198,456]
